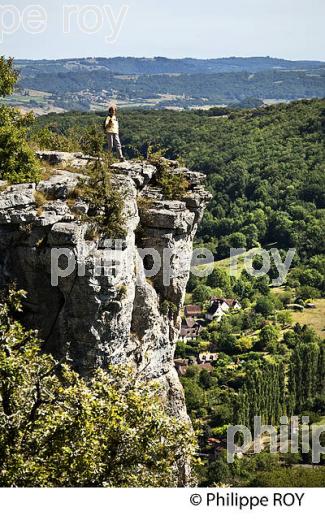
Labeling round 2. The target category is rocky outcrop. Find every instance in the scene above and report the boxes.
[0,155,210,421]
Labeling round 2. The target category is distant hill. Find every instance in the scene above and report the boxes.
[15,56,325,75]
[4,56,325,113]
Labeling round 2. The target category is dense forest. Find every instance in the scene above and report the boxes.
[32,99,325,265]
[29,99,325,486]
[1,48,325,489]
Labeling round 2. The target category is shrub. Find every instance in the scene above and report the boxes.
[33,190,47,207]
[0,287,197,487]
[160,299,178,320]
[78,129,126,239]
[0,57,40,184]
[296,285,321,300]
[0,114,41,184]
[158,167,190,200]
[147,147,189,200]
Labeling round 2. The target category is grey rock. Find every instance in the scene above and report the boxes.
[111,160,157,188]
[48,222,86,246]
[72,201,89,216]
[0,184,36,210]
[38,170,85,199]
[141,206,195,233]
[0,155,210,482]
[36,150,92,169]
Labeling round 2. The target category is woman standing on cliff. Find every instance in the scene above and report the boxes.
[105,104,125,161]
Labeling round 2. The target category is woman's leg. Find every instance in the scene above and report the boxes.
[107,133,114,154]
[113,133,124,159]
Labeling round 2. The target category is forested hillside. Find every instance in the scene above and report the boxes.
[30,100,325,487]
[16,56,325,76]
[3,57,325,112]
[19,69,325,101]
[32,99,325,264]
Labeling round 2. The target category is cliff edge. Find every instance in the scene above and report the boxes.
[0,153,211,420]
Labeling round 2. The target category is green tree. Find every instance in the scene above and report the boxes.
[256,324,280,351]
[206,451,232,485]
[181,378,207,415]
[228,232,247,248]
[300,268,323,288]
[236,336,254,353]
[253,275,270,296]
[0,288,196,487]
[0,56,18,96]
[0,57,40,184]
[199,369,213,389]
[78,127,126,238]
[255,296,275,318]
[192,284,213,304]
[207,267,232,295]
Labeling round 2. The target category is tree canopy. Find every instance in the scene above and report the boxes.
[0,288,196,487]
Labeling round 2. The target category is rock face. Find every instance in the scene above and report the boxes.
[0,155,210,422]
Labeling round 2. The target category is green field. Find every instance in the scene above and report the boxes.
[291,299,325,339]
[196,247,261,278]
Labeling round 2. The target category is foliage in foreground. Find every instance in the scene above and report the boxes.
[0,288,196,487]
[147,146,189,200]
[251,466,325,487]
[78,126,126,239]
[0,56,40,184]
[200,450,325,487]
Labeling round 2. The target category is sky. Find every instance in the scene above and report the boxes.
[0,0,324,61]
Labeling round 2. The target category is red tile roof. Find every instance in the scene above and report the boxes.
[184,305,202,316]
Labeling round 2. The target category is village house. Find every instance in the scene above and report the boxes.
[205,300,225,322]
[205,298,241,322]
[211,298,230,312]
[225,299,242,311]
[184,304,202,318]
[180,317,202,342]
[198,351,219,363]
[211,297,242,311]
[174,359,189,376]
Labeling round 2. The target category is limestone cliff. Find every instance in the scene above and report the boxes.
[0,153,210,419]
